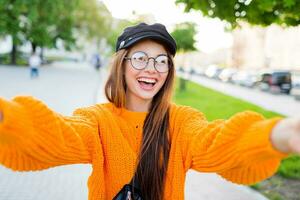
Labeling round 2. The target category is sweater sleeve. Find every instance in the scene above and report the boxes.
[181,108,288,185]
[0,96,101,171]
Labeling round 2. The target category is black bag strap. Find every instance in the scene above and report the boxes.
[129,176,140,190]
[112,177,143,200]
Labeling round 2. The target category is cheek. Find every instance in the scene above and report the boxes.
[157,73,169,90]
[160,73,168,85]
[124,64,138,86]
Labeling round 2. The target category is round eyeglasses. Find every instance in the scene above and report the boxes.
[124,51,170,73]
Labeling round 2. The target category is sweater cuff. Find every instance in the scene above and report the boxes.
[0,97,33,144]
[218,114,289,184]
[240,116,289,160]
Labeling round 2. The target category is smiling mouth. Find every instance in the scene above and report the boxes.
[137,77,157,90]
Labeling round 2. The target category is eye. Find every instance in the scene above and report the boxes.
[156,55,169,65]
[132,52,148,62]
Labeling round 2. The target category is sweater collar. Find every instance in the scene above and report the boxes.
[120,107,148,123]
[108,103,148,124]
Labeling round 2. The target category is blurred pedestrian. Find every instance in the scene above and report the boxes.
[92,53,102,70]
[29,52,41,79]
[1,22,300,200]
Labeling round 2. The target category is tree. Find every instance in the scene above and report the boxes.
[0,0,78,64]
[176,0,300,27]
[171,22,197,52]
[0,0,28,64]
[106,19,136,52]
[0,0,112,64]
[75,0,112,45]
[171,22,197,91]
[26,0,78,53]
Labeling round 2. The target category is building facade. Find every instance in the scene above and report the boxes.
[232,23,300,70]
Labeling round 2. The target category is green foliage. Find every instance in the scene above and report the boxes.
[0,0,113,63]
[0,0,27,45]
[278,155,300,179]
[171,22,197,52]
[176,0,300,27]
[0,53,28,65]
[75,0,112,41]
[27,0,78,50]
[106,20,138,52]
[250,183,261,190]
[264,192,284,200]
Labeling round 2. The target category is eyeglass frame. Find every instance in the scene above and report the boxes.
[124,51,171,73]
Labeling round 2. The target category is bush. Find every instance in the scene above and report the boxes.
[0,52,29,66]
[278,155,300,179]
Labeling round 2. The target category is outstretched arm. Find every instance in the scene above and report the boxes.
[180,108,293,185]
[0,96,102,171]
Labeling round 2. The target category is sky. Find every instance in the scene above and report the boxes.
[101,0,233,53]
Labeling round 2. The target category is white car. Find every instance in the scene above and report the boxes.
[291,71,300,100]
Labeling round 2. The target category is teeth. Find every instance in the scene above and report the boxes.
[137,77,157,83]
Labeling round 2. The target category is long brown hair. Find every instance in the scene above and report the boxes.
[105,43,175,200]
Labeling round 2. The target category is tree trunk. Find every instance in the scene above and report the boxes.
[40,47,44,64]
[31,43,37,53]
[11,43,17,65]
[179,77,186,91]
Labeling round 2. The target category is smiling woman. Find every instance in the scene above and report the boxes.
[0,22,300,200]
[122,42,170,110]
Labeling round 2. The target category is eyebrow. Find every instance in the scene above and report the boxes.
[130,51,168,57]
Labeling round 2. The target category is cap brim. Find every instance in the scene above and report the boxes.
[122,33,176,56]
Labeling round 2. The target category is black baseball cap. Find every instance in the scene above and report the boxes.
[116,22,177,56]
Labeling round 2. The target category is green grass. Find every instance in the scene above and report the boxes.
[0,53,28,66]
[278,155,300,179]
[264,192,284,200]
[173,78,282,120]
[173,78,300,179]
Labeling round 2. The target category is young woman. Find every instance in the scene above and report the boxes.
[0,23,300,200]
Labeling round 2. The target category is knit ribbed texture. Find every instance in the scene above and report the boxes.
[0,96,288,200]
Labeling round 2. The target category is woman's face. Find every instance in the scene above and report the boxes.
[124,40,169,103]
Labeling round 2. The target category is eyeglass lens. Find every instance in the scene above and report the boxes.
[130,51,169,73]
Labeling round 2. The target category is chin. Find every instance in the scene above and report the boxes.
[137,93,156,101]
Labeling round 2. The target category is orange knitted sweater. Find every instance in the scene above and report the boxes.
[0,96,287,200]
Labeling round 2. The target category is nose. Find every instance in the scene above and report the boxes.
[144,58,156,73]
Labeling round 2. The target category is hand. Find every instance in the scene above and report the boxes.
[271,117,300,154]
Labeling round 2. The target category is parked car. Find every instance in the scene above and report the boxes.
[189,67,196,75]
[194,67,206,76]
[218,68,238,82]
[258,70,292,94]
[232,70,259,87]
[291,71,300,100]
[257,72,272,91]
[205,65,224,80]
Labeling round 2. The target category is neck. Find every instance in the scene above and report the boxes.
[125,93,152,112]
